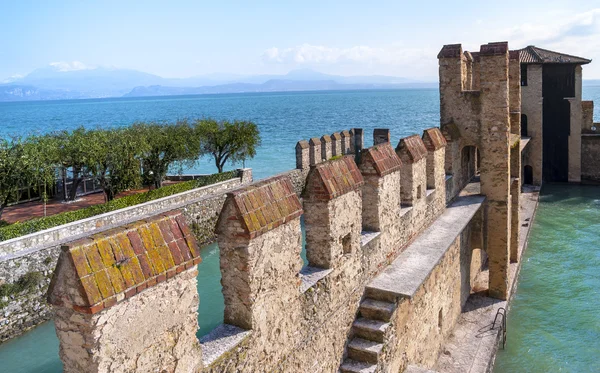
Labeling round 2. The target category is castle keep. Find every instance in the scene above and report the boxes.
[44,42,599,373]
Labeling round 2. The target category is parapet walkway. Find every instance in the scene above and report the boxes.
[341,185,485,373]
[366,192,485,300]
[433,186,540,373]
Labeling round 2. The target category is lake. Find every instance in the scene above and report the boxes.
[1,88,600,372]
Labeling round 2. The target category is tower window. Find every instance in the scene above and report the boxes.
[521,64,528,86]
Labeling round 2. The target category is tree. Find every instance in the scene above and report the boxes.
[85,128,146,202]
[0,138,31,220]
[134,121,200,189]
[54,127,94,201]
[194,119,261,173]
[24,135,60,216]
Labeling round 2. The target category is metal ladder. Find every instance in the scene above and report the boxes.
[493,307,507,349]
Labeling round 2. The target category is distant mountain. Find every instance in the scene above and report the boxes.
[0,66,436,102]
[0,85,89,101]
[124,79,437,97]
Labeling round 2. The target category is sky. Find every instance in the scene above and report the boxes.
[2,0,600,81]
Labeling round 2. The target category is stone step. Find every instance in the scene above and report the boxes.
[403,365,439,373]
[359,298,395,322]
[364,286,399,303]
[347,337,383,364]
[340,358,377,373]
[353,317,389,343]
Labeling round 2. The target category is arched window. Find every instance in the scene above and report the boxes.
[521,114,528,137]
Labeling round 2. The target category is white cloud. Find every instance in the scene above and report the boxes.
[262,43,434,66]
[49,61,95,72]
[1,74,23,83]
[261,43,438,78]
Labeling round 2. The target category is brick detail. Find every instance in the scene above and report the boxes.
[359,143,403,177]
[422,128,448,151]
[49,211,200,314]
[304,156,364,201]
[216,175,303,239]
[396,135,428,163]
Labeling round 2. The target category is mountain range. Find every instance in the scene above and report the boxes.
[0,66,437,102]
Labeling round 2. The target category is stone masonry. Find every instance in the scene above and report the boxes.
[47,212,202,373]
[41,40,589,373]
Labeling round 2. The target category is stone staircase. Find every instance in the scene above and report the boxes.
[340,297,397,373]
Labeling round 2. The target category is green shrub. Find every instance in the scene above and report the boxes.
[0,171,238,242]
[0,271,44,299]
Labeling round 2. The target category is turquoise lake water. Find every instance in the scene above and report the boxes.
[1,89,600,372]
[494,184,600,373]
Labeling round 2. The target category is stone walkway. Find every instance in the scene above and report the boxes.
[433,186,540,373]
[2,182,179,224]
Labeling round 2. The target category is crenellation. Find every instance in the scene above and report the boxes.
[309,137,322,166]
[42,39,600,373]
[331,132,343,156]
[303,157,363,269]
[373,128,391,145]
[321,134,333,160]
[295,140,309,170]
[396,135,428,207]
[340,130,352,154]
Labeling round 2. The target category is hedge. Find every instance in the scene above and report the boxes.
[0,170,238,242]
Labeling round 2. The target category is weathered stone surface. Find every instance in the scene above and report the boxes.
[53,267,201,373]
[0,172,247,342]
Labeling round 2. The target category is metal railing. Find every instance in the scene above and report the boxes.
[493,307,507,349]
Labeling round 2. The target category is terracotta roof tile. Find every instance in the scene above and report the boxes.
[519,46,591,65]
[304,156,364,201]
[422,128,447,151]
[49,211,200,314]
[396,135,428,163]
[217,175,303,239]
[359,143,403,177]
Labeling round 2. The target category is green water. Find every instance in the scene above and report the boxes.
[494,184,600,373]
[0,243,223,373]
[0,222,307,372]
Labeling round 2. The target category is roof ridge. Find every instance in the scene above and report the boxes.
[530,45,591,63]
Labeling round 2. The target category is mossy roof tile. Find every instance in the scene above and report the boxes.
[50,211,199,314]
[217,175,303,239]
[304,156,364,201]
[422,128,447,151]
[359,143,403,177]
[396,135,428,163]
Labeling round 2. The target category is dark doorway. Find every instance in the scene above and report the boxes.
[524,165,533,185]
[542,64,575,182]
[521,114,528,137]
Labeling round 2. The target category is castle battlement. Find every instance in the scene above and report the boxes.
[43,41,600,373]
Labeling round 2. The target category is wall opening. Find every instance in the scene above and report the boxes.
[521,64,528,86]
[521,114,528,137]
[417,185,422,199]
[342,233,352,255]
[438,308,443,330]
[460,146,479,187]
[524,165,533,185]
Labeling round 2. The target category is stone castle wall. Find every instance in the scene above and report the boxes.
[0,170,250,343]
[582,136,600,182]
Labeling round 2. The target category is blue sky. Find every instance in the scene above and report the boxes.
[1,0,600,80]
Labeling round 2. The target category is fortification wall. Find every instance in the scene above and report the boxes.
[380,226,472,372]
[582,136,600,182]
[0,170,250,343]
